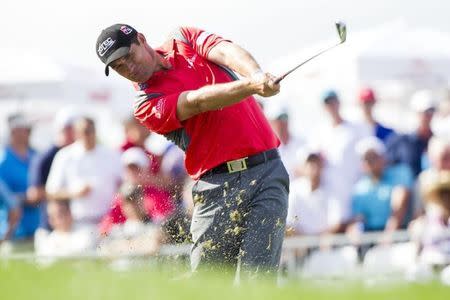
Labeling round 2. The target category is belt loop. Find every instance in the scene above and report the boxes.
[263,151,268,162]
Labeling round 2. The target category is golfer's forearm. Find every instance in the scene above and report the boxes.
[177,79,258,121]
[208,42,262,77]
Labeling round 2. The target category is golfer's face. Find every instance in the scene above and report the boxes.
[111,42,155,83]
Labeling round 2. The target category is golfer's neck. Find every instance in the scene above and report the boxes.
[154,53,172,72]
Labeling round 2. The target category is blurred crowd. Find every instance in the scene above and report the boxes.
[272,87,450,270]
[0,86,449,271]
[0,112,191,257]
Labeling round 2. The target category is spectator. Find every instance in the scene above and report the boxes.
[99,147,174,235]
[386,90,436,177]
[121,115,179,190]
[159,143,187,200]
[431,89,450,138]
[409,137,450,238]
[427,136,450,172]
[121,115,161,173]
[265,103,304,179]
[158,144,191,243]
[34,201,97,257]
[0,180,21,243]
[415,170,450,266]
[286,150,344,235]
[0,113,37,239]
[313,90,363,225]
[27,110,76,230]
[121,115,151,152]
[98,184,162,256]
[122,116,189,242]
[350,137,413,234]
[46,117,122,228]
[358,87,395,142]
[413,137,450,216]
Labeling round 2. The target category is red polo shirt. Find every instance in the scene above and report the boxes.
[133,27,279,179]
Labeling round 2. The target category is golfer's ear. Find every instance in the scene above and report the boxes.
[137,33,146,44]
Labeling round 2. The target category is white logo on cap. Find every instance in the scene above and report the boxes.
[120,26,133,35]
[98,37,116,57]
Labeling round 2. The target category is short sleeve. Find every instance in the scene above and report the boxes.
[178,27,231,58]
[391,164,414,189]
[134,90,183,134]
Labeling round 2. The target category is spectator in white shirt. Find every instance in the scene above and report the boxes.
[45,117,122,227]
[286,150,343,235]
[312,90,363,225]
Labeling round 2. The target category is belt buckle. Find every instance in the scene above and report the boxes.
[226,157,248,173]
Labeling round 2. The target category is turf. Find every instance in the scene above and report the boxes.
[1,260,449,300]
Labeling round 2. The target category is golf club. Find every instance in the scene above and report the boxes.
[273,21,347,84]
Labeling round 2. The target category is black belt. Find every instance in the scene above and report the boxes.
[204,148,279,176]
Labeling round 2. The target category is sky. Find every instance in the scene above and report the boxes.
[2,0,449,71]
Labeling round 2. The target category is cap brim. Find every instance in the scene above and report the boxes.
[104,46,131,76]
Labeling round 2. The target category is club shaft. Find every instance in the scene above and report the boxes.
[274,42,341,84]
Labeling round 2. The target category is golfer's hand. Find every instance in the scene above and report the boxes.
[251,72,280,97]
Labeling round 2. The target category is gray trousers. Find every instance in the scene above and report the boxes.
[190,157,289,274]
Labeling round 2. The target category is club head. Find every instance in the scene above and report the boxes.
[335,21,347,43]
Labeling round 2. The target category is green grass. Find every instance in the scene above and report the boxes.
[1,260,449,300]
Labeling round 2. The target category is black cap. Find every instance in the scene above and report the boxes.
[96,24,138,76]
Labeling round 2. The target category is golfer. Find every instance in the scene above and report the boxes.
[96,24,289,274]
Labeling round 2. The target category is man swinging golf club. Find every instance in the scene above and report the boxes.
[96,24,289,275]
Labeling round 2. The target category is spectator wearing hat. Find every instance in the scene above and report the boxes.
[358,87,395,143]
[265,103,304,179]
[350,137,414,234]
[410,137,450,220]
[121,116,186,204]
[286,150,345,235]
[415,170,450,266]
[386,90,436,177]
[27,109,76,230]
[99,147,175,235]
[46,117,122,228]
[312,90,364,225]
[0,113,37,239]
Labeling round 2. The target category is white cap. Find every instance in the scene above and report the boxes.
[355,136,386,158]
[53,109,78,132]
[121,147,150,168]
[8,113,31,129]
[410,90,436,113]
